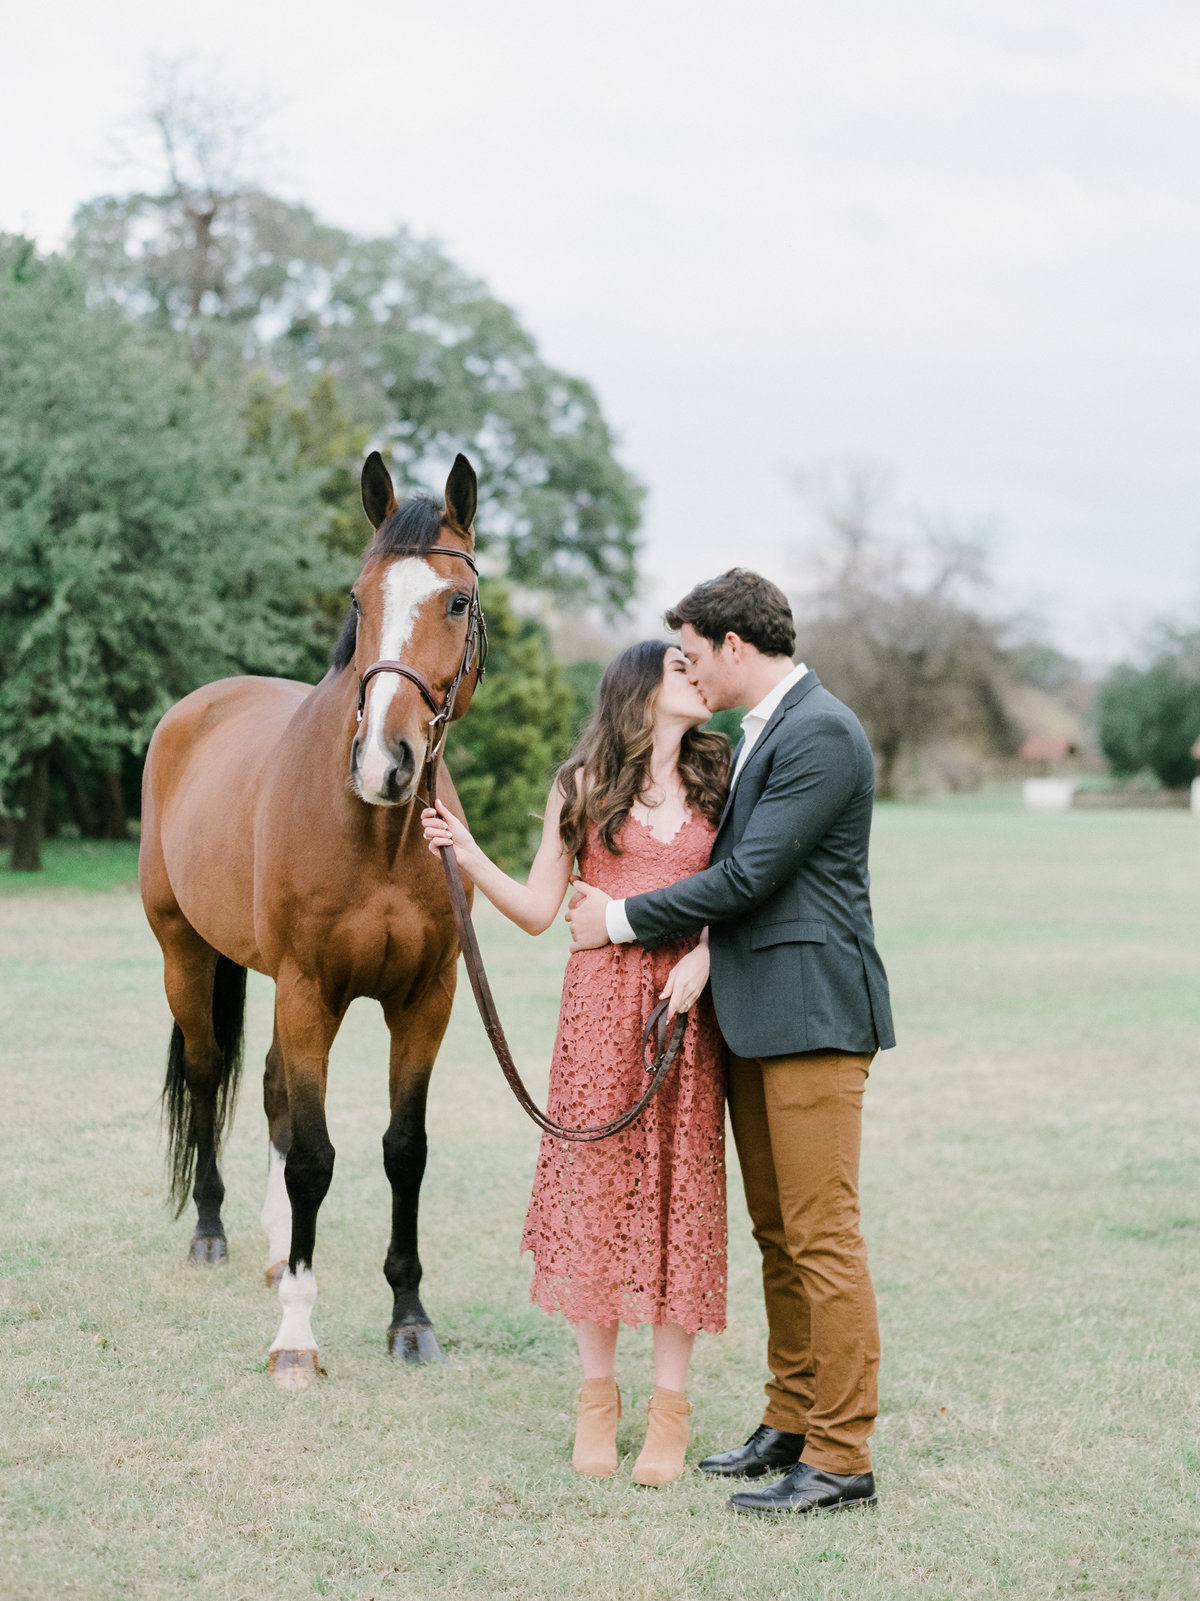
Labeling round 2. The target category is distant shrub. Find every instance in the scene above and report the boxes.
[1098,633,1200,789]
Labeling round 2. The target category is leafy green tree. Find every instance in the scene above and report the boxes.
[71,139,643,612]
[443,580,573,871]
[0,237,341,869]
[1098,631,1200,788]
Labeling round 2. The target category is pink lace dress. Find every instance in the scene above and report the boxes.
[521,813,727,1334]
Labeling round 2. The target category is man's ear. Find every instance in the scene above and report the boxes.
[361,451,398,529]
[444,453,477,536]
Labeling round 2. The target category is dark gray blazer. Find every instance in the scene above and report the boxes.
[624,670,894,1059]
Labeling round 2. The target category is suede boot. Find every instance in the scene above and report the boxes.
[573,1377,621,1476]
[632,1386,693,1485]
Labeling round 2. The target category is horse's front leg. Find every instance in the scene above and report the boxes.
[267,971,340,1390]
[259,1017,291,1287]
[381,978,454,1364]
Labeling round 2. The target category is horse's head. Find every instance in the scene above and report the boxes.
[343,452,483,807]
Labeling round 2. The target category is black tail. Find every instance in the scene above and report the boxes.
[163,954,247,1217]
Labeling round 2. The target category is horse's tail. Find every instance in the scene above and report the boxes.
[163,954,247,1217]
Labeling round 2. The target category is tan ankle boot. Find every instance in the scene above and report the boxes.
[632,1386,693,1485]
[573,1377,621,1476]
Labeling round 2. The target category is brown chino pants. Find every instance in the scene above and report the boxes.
[728,1048,880,1475]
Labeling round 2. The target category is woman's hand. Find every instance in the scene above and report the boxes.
[659,942,710,1020]
[420,800,481,869]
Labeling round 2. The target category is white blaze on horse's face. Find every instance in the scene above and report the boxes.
[355,558,452,806]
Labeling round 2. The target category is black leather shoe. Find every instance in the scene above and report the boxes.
[729,1461,877,1515]
[697,1425,807,1479]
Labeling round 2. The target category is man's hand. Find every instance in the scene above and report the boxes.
[565,879,613,950]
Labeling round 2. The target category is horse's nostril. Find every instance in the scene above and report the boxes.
[393,741,416,784]
[381,742,416,802]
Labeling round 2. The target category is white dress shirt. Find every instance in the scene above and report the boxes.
[604,662,809,944]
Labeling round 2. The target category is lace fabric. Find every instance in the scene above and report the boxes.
[521,813,728,1334]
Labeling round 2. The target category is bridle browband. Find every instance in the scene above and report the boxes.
[354,543,488,770]
[351,535,687,1144]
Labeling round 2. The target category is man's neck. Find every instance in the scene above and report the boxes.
[735,655,797,713]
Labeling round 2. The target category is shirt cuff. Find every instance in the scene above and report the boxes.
[605,898,636,944]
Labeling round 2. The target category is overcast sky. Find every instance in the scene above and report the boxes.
[5,1,1198,660]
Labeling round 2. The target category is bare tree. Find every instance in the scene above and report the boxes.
[792,466,1019,799]
[87,58,271,362]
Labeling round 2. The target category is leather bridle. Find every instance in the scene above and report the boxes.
[355,544,488,771]
[353,540,687,1144]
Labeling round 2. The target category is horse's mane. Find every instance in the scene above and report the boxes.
[330,494,445,671]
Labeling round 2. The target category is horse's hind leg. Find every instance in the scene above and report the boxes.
[267,970,339,1389]
[156,919,247,1264]
[260,1017,291,1287]
[381,978,454,1365]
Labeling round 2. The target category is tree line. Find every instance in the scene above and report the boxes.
[0,86,642,871]
[5,77,1194,872]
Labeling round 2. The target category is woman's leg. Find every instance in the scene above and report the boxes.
[572,1320,622,1475]
[575,1317,620,1378]
[634,1324,696,1485]
[652,1323,695,1390]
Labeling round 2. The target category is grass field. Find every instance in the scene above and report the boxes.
[3,798,1200,1600]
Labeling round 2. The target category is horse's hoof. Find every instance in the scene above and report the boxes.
[265,1261,287,1288]
[268,1349,324,1390]
[188,1235,228,1265]
[387,1322,446,1365]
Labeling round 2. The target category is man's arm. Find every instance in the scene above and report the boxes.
[625,714,859,947]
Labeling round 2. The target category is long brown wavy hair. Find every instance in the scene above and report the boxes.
[557,641,730,859]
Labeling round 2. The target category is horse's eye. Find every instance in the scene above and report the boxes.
[450,595,470,617]
[349,593,361,612]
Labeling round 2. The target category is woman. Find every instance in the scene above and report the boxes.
[421,641,729,1485]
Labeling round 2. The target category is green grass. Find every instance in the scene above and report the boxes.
[1,837,142,895]
[3,802,1200,1599]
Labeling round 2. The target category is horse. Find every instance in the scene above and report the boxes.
[139,451,484,1388]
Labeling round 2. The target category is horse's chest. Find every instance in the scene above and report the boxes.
[279,895,454,1000]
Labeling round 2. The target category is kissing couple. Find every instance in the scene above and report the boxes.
[422,566,894,1516]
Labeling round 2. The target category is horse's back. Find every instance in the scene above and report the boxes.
[141,676,312,970]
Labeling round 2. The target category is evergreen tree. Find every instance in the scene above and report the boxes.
[1099,630,1200,789]
[0,238,341,869]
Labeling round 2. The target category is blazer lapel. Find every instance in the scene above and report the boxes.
[714,670,822,840]
[715,736,746,833]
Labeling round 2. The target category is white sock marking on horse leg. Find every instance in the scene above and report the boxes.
[358,558,451,798]
[260,1144,290,1271]
[271,1267,319,1353]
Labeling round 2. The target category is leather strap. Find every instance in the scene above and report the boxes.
[357,661,441,718]
[428,756,688,1143]
[356,538,686,1140]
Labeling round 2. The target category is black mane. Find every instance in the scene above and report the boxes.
[329,493,446,671]
[374,494,444,556]
[330,606,358,671]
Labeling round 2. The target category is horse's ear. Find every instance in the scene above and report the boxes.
[361,451,398,529]
[444,453,477,536]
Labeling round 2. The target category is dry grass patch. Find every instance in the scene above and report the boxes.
[3,801,1200,1599]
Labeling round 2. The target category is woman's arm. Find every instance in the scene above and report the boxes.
[420,782,575,936]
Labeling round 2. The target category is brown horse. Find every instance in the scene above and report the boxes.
[139,452,482,1387]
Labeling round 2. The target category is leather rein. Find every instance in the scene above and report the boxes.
[356,543,687,1144]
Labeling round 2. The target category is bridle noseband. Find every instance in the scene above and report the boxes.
[354,544,488,772]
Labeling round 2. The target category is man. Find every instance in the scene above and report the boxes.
[567,568,893,1516]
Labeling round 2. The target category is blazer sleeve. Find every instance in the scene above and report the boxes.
[625,713,858,948]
